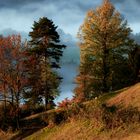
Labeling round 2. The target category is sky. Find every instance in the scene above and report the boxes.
[0,0,140,36]
[0,0,140,102]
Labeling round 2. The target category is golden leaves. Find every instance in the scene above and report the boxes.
[75,0,133,98]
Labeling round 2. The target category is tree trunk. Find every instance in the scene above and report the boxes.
[45,96,48,110]
[3,82,7,125]
[102,42,108,93]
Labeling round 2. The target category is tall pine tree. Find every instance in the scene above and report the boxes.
[26,17,66,110]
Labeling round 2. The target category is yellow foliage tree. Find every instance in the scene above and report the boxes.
[74,0,135,101]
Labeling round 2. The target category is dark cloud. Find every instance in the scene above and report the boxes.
[111,0,140,34]
[0,0,45,9]
[110,0,140,21]
[0,0,139,35]
[111,0,140,5]
[0,0,98,10]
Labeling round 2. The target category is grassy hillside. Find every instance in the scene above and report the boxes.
[107,83,140,110]
[24,119,140,140]
[21,83,140,140]
[1,83,139,140]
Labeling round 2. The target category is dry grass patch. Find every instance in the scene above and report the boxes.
[107,83,140,109]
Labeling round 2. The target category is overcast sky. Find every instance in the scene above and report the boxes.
[0,0,139,102]
[0,0,140,37]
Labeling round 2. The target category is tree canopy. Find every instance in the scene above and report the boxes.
[74,0,137,101]
[25,17,66,110]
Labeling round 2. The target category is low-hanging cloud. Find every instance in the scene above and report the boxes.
[1,27,80,102]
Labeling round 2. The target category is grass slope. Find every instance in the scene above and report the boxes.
[24,120,140,140]
[107,83,140,109]
[14,83,140,140]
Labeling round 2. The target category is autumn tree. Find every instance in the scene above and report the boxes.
[26,17,66,110]
[75,0,136,100]
[0,35,28,129]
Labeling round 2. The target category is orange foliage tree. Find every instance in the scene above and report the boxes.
[0,35,27,129]
[74,0,136,101]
